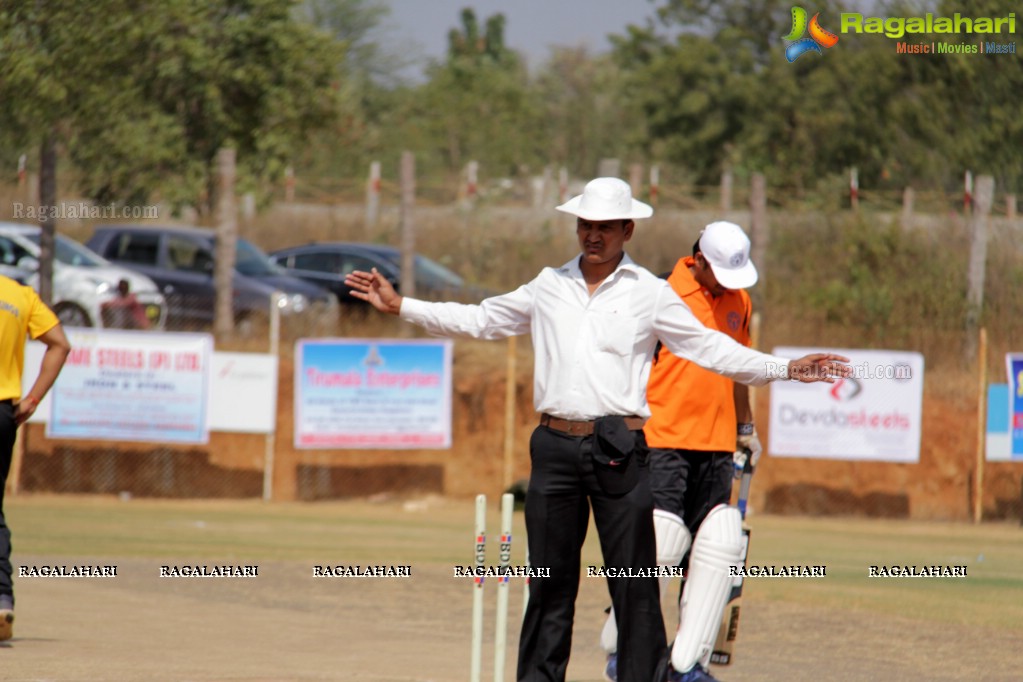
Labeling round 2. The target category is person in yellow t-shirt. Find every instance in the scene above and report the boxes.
[600,221,762,682]
[0,275,71,641]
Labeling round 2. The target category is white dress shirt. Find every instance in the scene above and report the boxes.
[400,254,791,420]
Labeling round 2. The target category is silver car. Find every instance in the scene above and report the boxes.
[0,222,167,329]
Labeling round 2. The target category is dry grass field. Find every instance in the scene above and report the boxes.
[2,494,1022,681]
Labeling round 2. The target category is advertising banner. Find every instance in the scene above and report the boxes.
[768,348,924,462]
[209,352,279,434]
[295,339,453,449]
[45,329,212,444]
[1007,354,1023,457]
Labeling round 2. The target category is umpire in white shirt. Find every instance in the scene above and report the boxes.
[345,177,849,682]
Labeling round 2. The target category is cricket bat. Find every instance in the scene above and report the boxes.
[710,455,754,665]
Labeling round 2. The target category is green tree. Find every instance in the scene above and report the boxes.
[407,9,541,177]
[293,0,414,180]
[0,0,154,301]
[533,47,643,178]
[0,0,344,217]
[614,0,1023,195]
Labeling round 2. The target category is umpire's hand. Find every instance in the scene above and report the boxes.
[786,353,852,383]
[345,268,403,315]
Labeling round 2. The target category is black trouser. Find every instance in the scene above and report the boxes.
[517,425,665,682]
[0,400,17,604]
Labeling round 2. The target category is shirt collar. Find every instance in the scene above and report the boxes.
[673,256,703,296]
[559,252,642,280]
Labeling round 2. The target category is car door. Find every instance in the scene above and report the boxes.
[285,250,350,302]
[336,251,400,300]
[157,234,217,328]
[96,230,213,329]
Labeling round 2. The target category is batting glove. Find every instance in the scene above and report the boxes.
[733,424,762,477]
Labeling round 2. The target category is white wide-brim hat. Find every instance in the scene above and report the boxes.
[556,177,653,221]
[699,221,758,289]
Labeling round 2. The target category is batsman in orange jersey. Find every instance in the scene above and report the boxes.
[600,221,762,682]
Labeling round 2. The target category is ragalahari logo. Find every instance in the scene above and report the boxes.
[783,7,839,62]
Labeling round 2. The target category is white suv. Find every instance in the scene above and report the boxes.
[0,222,167,329]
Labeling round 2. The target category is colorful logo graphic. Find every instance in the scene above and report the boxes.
[783,7,839,62]
[829,377,863,402]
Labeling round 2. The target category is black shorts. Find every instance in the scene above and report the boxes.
[645,446,732,537]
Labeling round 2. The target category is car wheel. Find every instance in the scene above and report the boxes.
[54,303,93,328]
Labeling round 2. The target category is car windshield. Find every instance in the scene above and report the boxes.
[379,251,464,288]
[416,255,464,288]
[235,238,283,277]
[25,233,107,267]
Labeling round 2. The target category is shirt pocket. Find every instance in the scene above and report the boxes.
[593,312,638,356]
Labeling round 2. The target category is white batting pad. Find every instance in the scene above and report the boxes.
[670,504,743,673]
[654,509,691,567]
[600,607,618,654]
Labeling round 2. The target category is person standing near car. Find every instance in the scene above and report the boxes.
[345,177,850,682]
[100,279,152,330]
[0,274,71,640]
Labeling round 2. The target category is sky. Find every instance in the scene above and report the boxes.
[381,0,661,76]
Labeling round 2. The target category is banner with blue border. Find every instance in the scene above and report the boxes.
[1008,354,1023,457]
[294,338,453,449]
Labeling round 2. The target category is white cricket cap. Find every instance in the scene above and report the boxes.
[698,221,758,289]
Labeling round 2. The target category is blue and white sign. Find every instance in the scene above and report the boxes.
[986,384,1014,461]
[1007,354,1023,457]
[45,329,212,443]
[295,339,453,449]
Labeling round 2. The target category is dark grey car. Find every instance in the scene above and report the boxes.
[267,242,487,306]
[88,225,338,331]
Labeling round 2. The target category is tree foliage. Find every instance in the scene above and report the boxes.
[611,0,1023,193]
[408,9,541,177]
[3,0,1021,208]
[0,0,343,211]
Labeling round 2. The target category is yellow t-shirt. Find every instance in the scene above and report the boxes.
[0,275,60,400]
[643,256,751,451]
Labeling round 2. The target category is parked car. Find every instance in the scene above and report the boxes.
[0,262,34,285]
[0,222,167,329]
[87,225,337,331]
[267,242,487,305]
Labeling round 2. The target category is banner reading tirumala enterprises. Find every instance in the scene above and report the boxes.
[46,329,212,444]
[768,348,924,462]
[295,339,453,449]
[1008,354,1023,457]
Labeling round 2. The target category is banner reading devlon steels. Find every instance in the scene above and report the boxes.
[768,348,924,462]
[295,339,453,449]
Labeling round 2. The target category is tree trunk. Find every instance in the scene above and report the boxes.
[214,148,238,339]
[38,131,58,307]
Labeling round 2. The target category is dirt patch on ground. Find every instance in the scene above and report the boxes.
[4,554,1021,681]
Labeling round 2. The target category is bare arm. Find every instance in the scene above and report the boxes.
[733,382,752,423]
[17,324,72,426]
